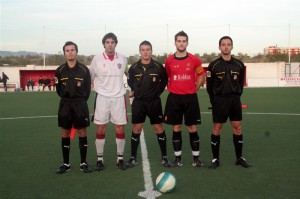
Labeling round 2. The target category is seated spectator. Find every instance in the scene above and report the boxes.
[27,77,34,91]
[50,76,56,91]
[43,76,51,91]
[38,76,44,91]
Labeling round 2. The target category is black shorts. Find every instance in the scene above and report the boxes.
[164,93,201,126]
[212,95,242,123]
[131,98,163,124]
[58,98,90,129]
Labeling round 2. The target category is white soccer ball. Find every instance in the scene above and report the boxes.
[155,172,176,193]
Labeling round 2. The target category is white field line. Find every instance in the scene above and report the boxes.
[243,112,300,116]
[138,129,162,199]
[203,111,300,116]
[0,111,299,121]
[0,113,132,121]
[0,115,57,120]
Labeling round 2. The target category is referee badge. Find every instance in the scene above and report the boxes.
[207,71,211,78]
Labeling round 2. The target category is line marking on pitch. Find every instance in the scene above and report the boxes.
[201,112,300,116]
[0,115,57,120]
[243,112,300,116]
[0,111,299,121]
[0,113,132,121]
[138,129,161,199]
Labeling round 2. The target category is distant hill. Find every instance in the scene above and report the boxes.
[0,51,48,57]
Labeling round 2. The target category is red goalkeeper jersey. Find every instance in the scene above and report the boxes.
[165,53,205,94]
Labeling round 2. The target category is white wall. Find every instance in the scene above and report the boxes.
[246,62,282,87]
[245,62,300,87]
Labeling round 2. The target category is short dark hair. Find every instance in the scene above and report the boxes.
[63,41,78,54]
[139,40,152,50]
[175,31,188,42]
[219,36,233,46]
[102,32,118,45]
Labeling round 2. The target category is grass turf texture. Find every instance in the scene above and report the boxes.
[0,87,299,198]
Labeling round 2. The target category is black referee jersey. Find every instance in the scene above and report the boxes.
[128,59,168,100]
[206,56,245,103]
[55,61,91,100]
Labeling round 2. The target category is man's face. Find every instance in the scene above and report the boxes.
[219,38,233,56]
[104,38,117,55]
[139,45,152,62]
[64,45,77,61]
[175,36,188,53]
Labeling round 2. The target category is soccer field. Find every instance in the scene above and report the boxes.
[0,87,300,199]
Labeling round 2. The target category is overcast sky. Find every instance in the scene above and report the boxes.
[1,0,300,57]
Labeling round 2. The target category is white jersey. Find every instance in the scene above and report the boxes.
[90,52,127,97]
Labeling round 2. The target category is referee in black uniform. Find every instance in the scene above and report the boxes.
[126,40,171,168]
[206,36,251,169]
[55,41,92,174]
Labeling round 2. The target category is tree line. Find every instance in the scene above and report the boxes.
[1,53,300,67]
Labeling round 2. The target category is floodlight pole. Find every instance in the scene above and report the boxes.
[167,24,169,54]
[288,24,291,64]
[43,25,46,67]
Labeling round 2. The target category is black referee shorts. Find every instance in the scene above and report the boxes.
[58,98,90,129]
[164,93,201,126]
[131,98,163,124]
[212,95,242,123]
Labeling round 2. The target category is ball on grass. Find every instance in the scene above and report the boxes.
[155,172,176,193]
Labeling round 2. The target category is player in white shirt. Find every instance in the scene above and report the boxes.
[89,32,128,170]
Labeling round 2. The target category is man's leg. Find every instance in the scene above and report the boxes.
[115,124,126,170]
[209,123,222,169]
[56,128,71,174]
[95,124,106,171]
[78,128,92,173]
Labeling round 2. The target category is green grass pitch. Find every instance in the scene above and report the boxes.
[0,87,300,198]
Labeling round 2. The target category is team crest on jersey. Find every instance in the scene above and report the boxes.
[117,63,122,69]
[103,64,106,67]
[207,71,211,77]
[187,62,191,67]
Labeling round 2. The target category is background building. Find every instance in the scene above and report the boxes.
[264,46,300,55]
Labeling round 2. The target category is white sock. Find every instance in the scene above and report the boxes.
[95,138,105,161]
[116,138,125,159]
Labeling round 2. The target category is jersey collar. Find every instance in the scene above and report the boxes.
[103,52,119,59]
